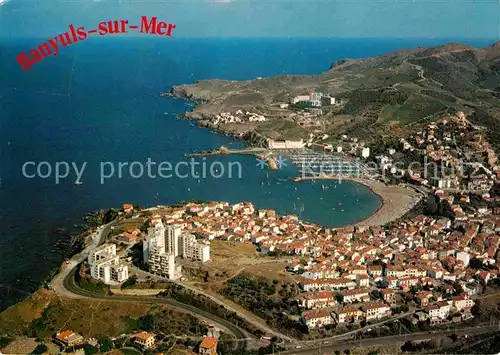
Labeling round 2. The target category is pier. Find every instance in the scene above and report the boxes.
[186,146,267,157]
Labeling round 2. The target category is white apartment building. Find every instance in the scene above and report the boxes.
[143,221,166,263]
[143,221,210,280]
[309,92,322,107]
[178,233,211,262]
[148,247,180,280]
[88,243,129,284]
[144,222,182,280]
[166,224,181,256]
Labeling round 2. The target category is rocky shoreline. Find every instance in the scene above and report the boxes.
[164,91,269,147]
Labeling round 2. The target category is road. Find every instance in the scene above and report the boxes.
[173,279,298,343]
[60,268,249,350]
[50,221,250,350]
[51,221,113,299]
[282,325,500,354]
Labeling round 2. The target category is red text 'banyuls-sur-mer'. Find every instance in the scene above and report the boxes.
[17,16,176,71]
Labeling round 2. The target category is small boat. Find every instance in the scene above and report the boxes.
[187,187,191,191]
[75,180,83,185]
[197,179,201,183]
[261,181,264,185]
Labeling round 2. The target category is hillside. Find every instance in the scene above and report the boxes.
[166,41,500,145]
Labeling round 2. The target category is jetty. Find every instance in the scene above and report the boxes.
[186,146,267,157]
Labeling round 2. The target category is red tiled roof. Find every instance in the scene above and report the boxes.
[200,337,217,349]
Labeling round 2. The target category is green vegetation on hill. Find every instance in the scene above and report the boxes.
[169,41,500,143]
[219,275,306,337]
[156,283,265,337]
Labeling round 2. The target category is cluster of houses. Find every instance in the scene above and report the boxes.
[374,111,499,192]
[49,327,220,354]
[286,206,500,328]
[213,110,266,124]
[154,200,500,331]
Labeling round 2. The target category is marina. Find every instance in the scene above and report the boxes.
[285,152,379,178]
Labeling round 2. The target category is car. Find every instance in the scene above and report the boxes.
[295,346,302,349]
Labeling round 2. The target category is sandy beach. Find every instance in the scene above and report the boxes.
[294,176,425,227]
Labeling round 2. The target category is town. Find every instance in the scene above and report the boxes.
[77,193,500,338]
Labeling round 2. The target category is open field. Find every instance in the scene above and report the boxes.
[0,288,207,339]
[183,240,296,291]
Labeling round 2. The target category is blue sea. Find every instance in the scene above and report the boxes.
[0,37,495,310]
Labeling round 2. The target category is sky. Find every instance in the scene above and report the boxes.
[0,0,499,39]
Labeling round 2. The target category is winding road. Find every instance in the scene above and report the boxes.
[50,221,250,350]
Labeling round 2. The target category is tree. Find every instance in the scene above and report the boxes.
[98,337,113,352]
[469,258,483,269]
[121,275,138,289]
[424,196,439,215]
[83,344,98,355]
[31,344,48,354]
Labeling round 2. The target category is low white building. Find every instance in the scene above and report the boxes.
[363,302,391,321]
[321,95,336,106]
[336,307,364,324]
[428,301,451,322]
[342,288,370,303]
[267,139,305,149]
[299,291,337,309]
[452,294,474,312]
[302,308,335,328]
[291,95,311,104]
[456,251,470,267]
[357,147,370,158]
